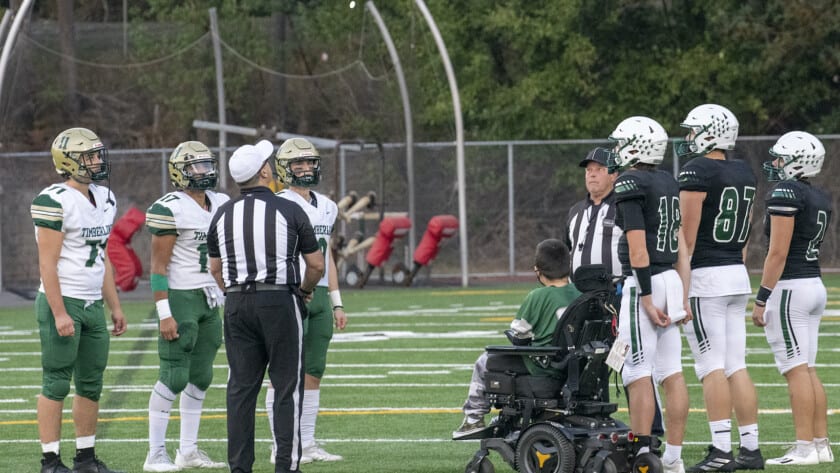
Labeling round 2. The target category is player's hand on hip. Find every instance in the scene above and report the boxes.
[159,317,179,340]
[54,312,75,337]
[752,305,767,327]
[111,310,127,336]
[334,308,347,330]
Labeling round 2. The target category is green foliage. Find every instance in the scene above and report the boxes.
[6,0,840,147]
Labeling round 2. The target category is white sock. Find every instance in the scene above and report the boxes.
[662,443,682,465]
[149,381,176,452]
[710,419,732,452]
[796,439,816,455]
[301,389,320,448]
[76,435,95,450]
[179,383,206,455]
[41,441,60,455]
[738,423,759,451]
[814,437,830,449]
[266,386,276,450]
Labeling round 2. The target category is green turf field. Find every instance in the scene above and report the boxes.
[1,275,839,472]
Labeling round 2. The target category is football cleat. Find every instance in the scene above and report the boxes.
[687,445,736,472]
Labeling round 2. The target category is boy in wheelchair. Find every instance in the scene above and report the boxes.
[454,240,656,473]
[453,239,581,438]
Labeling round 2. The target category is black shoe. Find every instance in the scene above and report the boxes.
[734,447,765,470]
[72,457,125,473]
[41,455,72,473]
[687,445,737,472]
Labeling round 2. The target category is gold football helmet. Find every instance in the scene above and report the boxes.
[168,141,218,190]
[275,137,321,187]
[50,127,109,182]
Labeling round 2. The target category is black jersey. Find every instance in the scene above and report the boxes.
[678,157,757,269]
[614,168,681,276]
[763,180,832,280]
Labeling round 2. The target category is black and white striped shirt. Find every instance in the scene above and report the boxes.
[564,192,622,277]
[207,186,318,287]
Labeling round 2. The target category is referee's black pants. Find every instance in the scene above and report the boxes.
[224,288,305,473]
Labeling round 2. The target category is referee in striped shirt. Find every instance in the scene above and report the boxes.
[564,147,622,278]
[208,140,324,473]
[564,146,666,436]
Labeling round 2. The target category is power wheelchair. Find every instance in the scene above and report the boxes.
[454,265,662,473]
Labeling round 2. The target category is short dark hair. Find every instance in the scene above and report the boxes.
[534,239,570,280]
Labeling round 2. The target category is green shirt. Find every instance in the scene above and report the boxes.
[514,283,581,376]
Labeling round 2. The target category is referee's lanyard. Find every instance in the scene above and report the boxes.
[579,202,602,252]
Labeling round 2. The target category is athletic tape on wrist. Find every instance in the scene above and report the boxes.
[155,299,172,320]
[329,290,343,309]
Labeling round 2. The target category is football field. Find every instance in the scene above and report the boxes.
[1,277,839,472]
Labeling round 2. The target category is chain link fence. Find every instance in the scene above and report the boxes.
[3,137,838,292]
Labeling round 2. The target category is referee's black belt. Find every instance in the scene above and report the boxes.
[226,282,290,293]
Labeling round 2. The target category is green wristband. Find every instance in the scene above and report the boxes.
[150,273,169,292]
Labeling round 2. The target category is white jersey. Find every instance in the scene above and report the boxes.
[277,189,337,287]
[31,182,117,300]
[145,190,230,290]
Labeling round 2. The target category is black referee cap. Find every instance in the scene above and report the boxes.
[579,147,611,167]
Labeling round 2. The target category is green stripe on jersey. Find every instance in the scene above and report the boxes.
[146,203,177,235]
[31,194,63,231]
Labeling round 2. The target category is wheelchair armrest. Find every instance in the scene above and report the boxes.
[485,345,564,357]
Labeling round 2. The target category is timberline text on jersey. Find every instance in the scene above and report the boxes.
[81,225,112,238]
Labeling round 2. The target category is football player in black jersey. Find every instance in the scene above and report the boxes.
[609,116,691,473]
[677,104,764,472]
[753,131,833,465]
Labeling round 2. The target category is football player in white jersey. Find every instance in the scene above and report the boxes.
[265,137,347,465]
[143,141,229,472]
[31,127,127,473]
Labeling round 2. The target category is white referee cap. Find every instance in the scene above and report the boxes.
[229,139,274,183]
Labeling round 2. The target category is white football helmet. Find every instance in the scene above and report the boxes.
[168,141,218,190]
[677,104,739,157]
[607,116,668,171]
[275,137,321,187]
[50,127,109,182]
[764,131,825,181]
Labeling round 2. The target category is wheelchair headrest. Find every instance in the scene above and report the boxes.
[572,264,612,293]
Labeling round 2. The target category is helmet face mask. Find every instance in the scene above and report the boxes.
[169,141,218,190]
[677,104,739,158]
[764,131,825,181]
[275,138,321,188]
[607,116,668,172]
[50,128,109,182]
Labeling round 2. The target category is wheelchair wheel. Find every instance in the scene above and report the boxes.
[632,452,662,473]
[465,456,495,473]
[515,424,575,473]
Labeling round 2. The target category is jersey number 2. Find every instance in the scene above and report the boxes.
[806,210,828,261]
